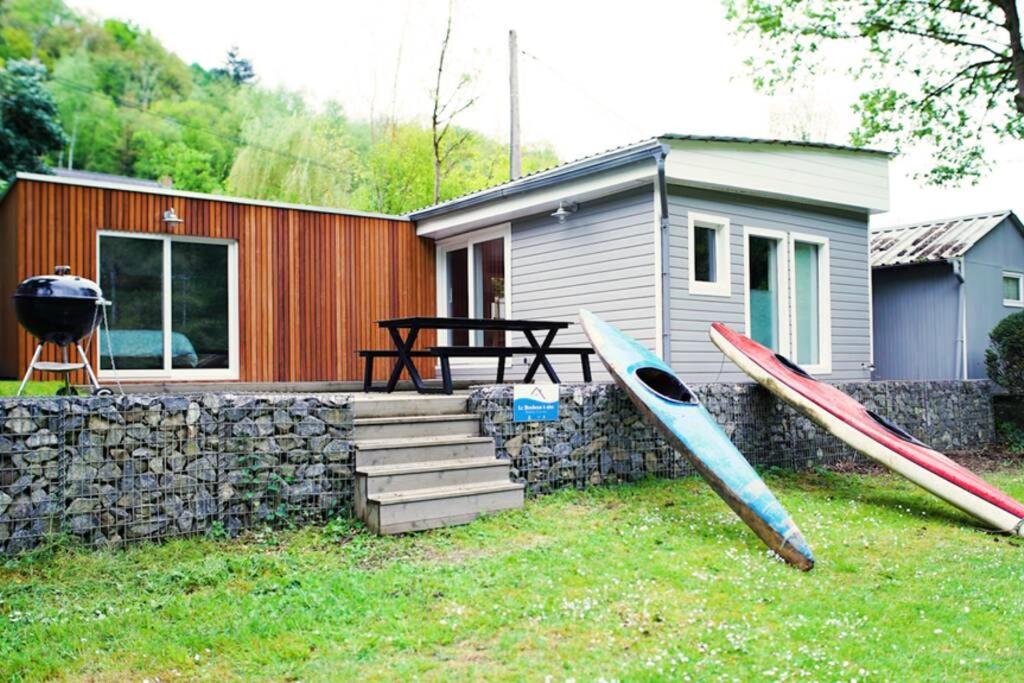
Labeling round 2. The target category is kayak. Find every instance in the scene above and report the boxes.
[709,322,1024,536]
[579,309,815,570]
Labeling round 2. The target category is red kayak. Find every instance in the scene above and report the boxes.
[710,322,1024,536]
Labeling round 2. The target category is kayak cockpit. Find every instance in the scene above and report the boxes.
[634,366,697,404]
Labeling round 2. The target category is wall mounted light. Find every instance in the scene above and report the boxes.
[551,200,578,224]
[162,208,184,227]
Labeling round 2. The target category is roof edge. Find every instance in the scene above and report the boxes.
[659,133,895,157]
[407,139,665,221]
[13,172,409,222]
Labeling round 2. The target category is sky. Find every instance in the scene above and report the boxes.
[70,0,1024,227]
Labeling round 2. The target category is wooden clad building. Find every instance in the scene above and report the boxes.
[0,173,436,385]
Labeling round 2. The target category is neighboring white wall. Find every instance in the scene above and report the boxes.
[667,187,873,383]
[664,140,890,214]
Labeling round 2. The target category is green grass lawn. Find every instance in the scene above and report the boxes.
[0,380,65,397]
[3,468,1023,681]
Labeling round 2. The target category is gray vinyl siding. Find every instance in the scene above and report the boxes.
[508,188,657,382]
[871,263,959,380]
[964,217,1024,379]
[666,187,872,382]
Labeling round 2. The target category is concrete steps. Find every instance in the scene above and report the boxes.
[351,393,523,535]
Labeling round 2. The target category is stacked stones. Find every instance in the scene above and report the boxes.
[469,380,997,497]
[0,399,65,554]
[219,394,353,536]
[0,393,354,556]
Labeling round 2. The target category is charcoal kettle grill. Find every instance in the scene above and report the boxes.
[13,265,112,396]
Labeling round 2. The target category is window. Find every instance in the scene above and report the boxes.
[98,233,238,378]
[743,227,832,374]
[790,234,831,372]
[688,212,731,296]
[1004,272,1024,307]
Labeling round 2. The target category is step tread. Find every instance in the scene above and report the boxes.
[354,435,493,450]
[369,480,524,505]
[357,456,508,477]
[354,414,478,426]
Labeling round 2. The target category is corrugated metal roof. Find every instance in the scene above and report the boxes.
[870,210,1018,268]
[407,133,891,219]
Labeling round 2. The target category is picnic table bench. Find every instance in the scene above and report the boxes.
[359,317,593,394]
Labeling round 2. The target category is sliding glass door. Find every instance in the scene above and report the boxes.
[438,226,510,350]
[98,232,238,379]
[746,228,790,354]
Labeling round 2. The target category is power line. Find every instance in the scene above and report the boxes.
[517,46,646,135]
[49,76,354,176]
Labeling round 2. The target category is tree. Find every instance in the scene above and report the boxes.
[725,0,1024,183]
[987,311,1024,394]
[0,60,65,183]
[210,46,255,85]
[430,2,477,203]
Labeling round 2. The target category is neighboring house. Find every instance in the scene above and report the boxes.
[870,210,1024,381]
[409,135,891,383]
[0,173,436,385]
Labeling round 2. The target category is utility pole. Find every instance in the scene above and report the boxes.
[508,29,521,180]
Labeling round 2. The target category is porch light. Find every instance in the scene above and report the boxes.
[551,201,578,224]
[162,208,184,226]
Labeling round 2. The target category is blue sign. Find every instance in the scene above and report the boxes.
[513,384,559,422]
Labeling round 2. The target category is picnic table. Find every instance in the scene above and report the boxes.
[360,316,593,394]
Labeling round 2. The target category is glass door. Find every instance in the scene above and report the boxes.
[438,227,509,350]
[746,229,789,353]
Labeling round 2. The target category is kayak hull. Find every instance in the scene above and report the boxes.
[580,309,814,570]
[710,322,1024,536]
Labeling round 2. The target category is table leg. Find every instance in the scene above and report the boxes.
[523,329,561,383]
[386,326,426,392]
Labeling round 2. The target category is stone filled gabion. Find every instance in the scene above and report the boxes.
[469,381,997,497]
[0,393,353,555]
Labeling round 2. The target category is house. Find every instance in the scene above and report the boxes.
[409,135,891,383]
[1,134,892,388]
[0,172,437,385]
[870,210,1024,381]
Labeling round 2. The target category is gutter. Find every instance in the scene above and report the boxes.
[950,257,968,380]
[655,146,671,362]
[408,139,664,221]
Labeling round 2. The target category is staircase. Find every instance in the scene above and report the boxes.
[352,394,524,535]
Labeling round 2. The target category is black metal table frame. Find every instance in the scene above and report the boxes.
[378,317,571,393]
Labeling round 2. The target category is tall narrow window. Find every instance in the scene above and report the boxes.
[98,233,237,378]
[748,236,781,350]
[473,237,506,347]
[793,241,821,365]
[1004,272,1024,307]
[688,212,731,296]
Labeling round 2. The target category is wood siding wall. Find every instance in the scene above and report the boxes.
[0,179,436,384]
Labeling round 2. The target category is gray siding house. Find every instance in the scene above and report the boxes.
[408,135,892,383]
[871,210,1024,380]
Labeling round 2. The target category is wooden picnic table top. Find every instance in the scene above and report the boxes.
[376,316,571,332]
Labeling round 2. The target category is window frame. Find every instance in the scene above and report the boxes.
[788,232,833,375]
[687,212,731,297]
[742,225,791,358]
[1003,271,1024,308]
[434,223,513,364]
[96,231,240,380]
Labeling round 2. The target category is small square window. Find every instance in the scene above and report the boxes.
[1004,273,1024,307]
[688,212,731,297]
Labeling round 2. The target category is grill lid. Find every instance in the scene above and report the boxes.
[14,265,102,301]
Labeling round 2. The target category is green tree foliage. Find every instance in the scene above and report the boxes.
[0,60,65,183]
[725,0,1024,184]
[1,0,558,212]
[986,311,1024,394]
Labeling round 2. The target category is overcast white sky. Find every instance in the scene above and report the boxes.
[71,0,1024,226]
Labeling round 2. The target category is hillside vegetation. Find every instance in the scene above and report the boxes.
[0,0,557,213]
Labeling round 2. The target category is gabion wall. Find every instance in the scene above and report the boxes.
[468,381,997,496]
[0,394,353,555]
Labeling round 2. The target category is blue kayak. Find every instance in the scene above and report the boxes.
[579,309,814,571]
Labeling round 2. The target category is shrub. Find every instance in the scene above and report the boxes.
[986,311,1024,394]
